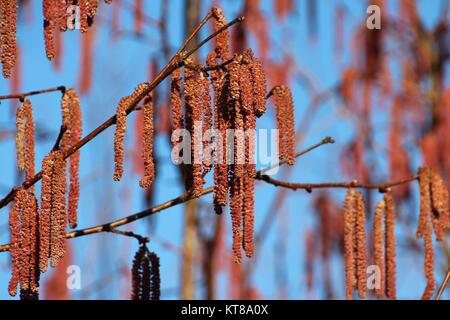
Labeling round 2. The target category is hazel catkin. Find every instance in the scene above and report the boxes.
[384,191,397,300]
[139,95,155,189]
[0,0,18,78]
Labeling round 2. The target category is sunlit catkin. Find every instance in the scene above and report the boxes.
[61,89,82,228]
[417,167,431,238]
[15,102,26,171]
[373,199,385,298]
[211,6,230,61]
[139,96,155,189]
[230,176,243,263]
[43,0,56,59]
[170,69,183,147]
[421,211,435,300]
[242,175,254,257]
[247,51,267,117]
[113,96,131,181]
[270,85,295,166]
[384,191,397,300]
[429,169,450,231]
[0,0,18,78]
[355,192,367,298]
[8,188,25,296]
[343,189,356,300]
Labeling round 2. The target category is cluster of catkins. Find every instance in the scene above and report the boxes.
[343,188,397,300]
[417,167,450,300]
[0,1,112,77]
[131,244,160,300]
[112,6,296,263]
[9,90,82,299]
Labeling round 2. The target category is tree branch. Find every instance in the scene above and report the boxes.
[0,86,65,101]
[435,267,450,300]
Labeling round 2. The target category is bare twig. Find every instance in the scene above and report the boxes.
[0,86,65,101]
[435,267,450,300]
[107,227,149,244]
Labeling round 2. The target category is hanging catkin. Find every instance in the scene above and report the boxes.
[184,68,204,197]
[230,176,243,263]
[384,191,397,300]
[207,52,228,210]
[61,89,83,228]
[270,85,296,166]
[139,95,155,189]
[421,209,435,300]
[373,199,385,298]
[0,0,18,78]
[113,83,150,181]
[15,102,26,171]
[200,73,213,173]
[343,189,356,300]
[211,6,230,61]
[417,167,431,238]
[242,175,254,257]
[429,169,450,231]
[39,150,67,272]
[131,244,161,300]
[8,188,40,298]
[15,99,36,180]
[43,0,56,59]
[247,50,267,117]
[170,68,183,147]
[354,192,367,298]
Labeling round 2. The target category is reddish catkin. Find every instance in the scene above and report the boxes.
[184,68,204,197]
[270,85,295,165]
[421,210,436,300]
[429,169,450,231]
[0,0,18,78]
[8,188,26,296]
[39,152,54,272]
[247,50,267,117]
[15,102,26,171]
[200,73,213,173]
[148,252,161,300]
[170,68,183,147]
[230,59,245,178]
[230,176,244,263]
[207,52,228,209]
[211,6,230,61]
[343,189,356,300]
[113,96,131,181]
[61,89,82,228]
[43,0,56,60]
[23,100,36,181]
[50,151,67,268]
[139,96,155,189]
[242,175,255,257]
[354,192,367,298]
[384,191,397,300]
[373,199,385,298]
[417,167,431,238]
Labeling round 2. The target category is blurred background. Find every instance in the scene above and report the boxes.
[0,0,449,299]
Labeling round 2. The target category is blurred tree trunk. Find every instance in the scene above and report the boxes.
[180,0,201,300]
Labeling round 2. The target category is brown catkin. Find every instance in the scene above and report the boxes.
[139,96,155,189]
[131,245,161,300]
[384,191,397,300]
[354,192,367,298]
[200,73,213,173]
[343,188,356,300]
[271,85,295,165]
[43,0,56,59]
[208,52,228,209]
[0,0,18,78]
[39,153,54,272]
[61,89,82,228]
[170,68,183,147]
[184,68,204,197]
[373,199,385,298]
[211,6,230,61]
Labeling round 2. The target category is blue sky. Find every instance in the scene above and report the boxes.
[0,0,448,300]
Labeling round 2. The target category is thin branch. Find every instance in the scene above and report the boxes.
[0,86,65,101]
[435,267,450,300]
[107,227,149,244]
[52,125,68,151]
[257,175,419,193]
[0,137,332,253]
[0,10,244,211]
